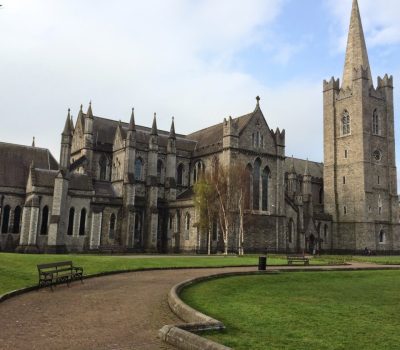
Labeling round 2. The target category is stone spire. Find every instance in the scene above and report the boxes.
[342,0,372,89]
[304,158,311,176]
[151,113,158,135]
[129,108,136,131]
[290,155,296,173]
[62,108,72,136]
[169,116,176,139]
[86,101,93,119]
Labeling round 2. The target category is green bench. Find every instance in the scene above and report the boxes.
[37,261,83,290]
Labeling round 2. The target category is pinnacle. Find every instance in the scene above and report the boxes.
[342,0,372,88]
[86,101,93,119]
[304,158,311,176]
[169,116,176,139]
[129,108,136,131]
[62,108,72,136]
[151,113,158,135]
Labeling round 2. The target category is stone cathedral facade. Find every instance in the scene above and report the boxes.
[0,0,399,254]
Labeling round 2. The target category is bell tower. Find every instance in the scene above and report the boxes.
[323,0,399,252]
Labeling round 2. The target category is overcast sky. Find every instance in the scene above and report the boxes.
[1,0,400,178]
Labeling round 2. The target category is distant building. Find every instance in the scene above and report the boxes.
[0,0,398,254]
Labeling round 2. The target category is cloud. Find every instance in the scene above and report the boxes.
[327,0,400,51]
[0,0,288,158]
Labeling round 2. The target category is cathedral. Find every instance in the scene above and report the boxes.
[0,0,399,254]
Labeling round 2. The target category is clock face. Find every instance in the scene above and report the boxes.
[373,150,382,161]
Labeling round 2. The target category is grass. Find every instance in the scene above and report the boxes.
[181,271,400,350]
[0,253,346,295]
[352,255,400,265]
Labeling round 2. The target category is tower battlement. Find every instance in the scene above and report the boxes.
[323,77,340,92]
[377,74,394,89]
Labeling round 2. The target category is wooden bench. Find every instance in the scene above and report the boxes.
[37,261,83,290]
[287,255,310,265]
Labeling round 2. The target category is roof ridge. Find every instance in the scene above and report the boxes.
[0,141,50,152]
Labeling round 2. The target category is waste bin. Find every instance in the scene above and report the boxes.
[258,256,267,270]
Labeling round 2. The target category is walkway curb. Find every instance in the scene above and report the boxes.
[159,264,400,350]
[159,270,278,350]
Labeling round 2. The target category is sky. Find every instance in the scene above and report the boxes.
[0,0,400,180]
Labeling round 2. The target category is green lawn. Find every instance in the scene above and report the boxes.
[0,253,345,295]
[181,271,400,350]
[352,255,400,265]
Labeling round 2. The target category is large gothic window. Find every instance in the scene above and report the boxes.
[135,158,143,181]
[372,109,380,135]
[12,206,22,233]
[67,207,75,236]
[79,208,86,236]
[177,163,184,186]
[342,111,351,135]
[1,205,10,233]
[40,206,49,235]
[262,167,270,211]
[253,159,261,210]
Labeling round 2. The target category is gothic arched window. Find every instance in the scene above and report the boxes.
[79,208,86,236]
[99,154,108,181]
[372,109,380,135]
[253,159,261,210]
[12,206,22,233]
[185,213,190,240]
[135,158,143,181]
[40,206,49,235]
[109,213,116,239]
[1,205,10,233]
[379,230,385,243]
[67,207,75,236]
[262,166,270,211]
[342,111,351,135]
[177,163,184,186]
[193,161,204,183]
[288,219,294,243]
[157,159,164,184]
[245,164,252,209]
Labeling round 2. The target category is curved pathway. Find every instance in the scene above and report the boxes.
[1,263,399,350]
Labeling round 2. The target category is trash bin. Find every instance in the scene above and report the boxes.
[258,256,267,270]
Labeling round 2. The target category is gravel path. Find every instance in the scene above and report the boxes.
[1,262,399,350]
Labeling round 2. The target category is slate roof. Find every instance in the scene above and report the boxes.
[284,157,323,179]
[32,169,58,188]
[94,181,117,197]
[187,112,253,151]
[0,142,58,189]
[91,116,196,152]
[69,173,93,191]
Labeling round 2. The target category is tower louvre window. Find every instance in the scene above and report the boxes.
[343,176,346,185]
[344,206,347,215]
[372,109,380,135]
[342,111,351,135]
[344,149,348,158]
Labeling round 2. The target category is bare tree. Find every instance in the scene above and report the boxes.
[194,161,250,255]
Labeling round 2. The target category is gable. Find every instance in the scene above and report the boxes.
[239,107,276,153]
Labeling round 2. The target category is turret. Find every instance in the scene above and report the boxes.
[302,159,312,199]
[287,156,297,195]
[83,102,94,174]
[60,108,73,171]
[166,117,177,200]
[222,116,239,149]
[124,108,136,184]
